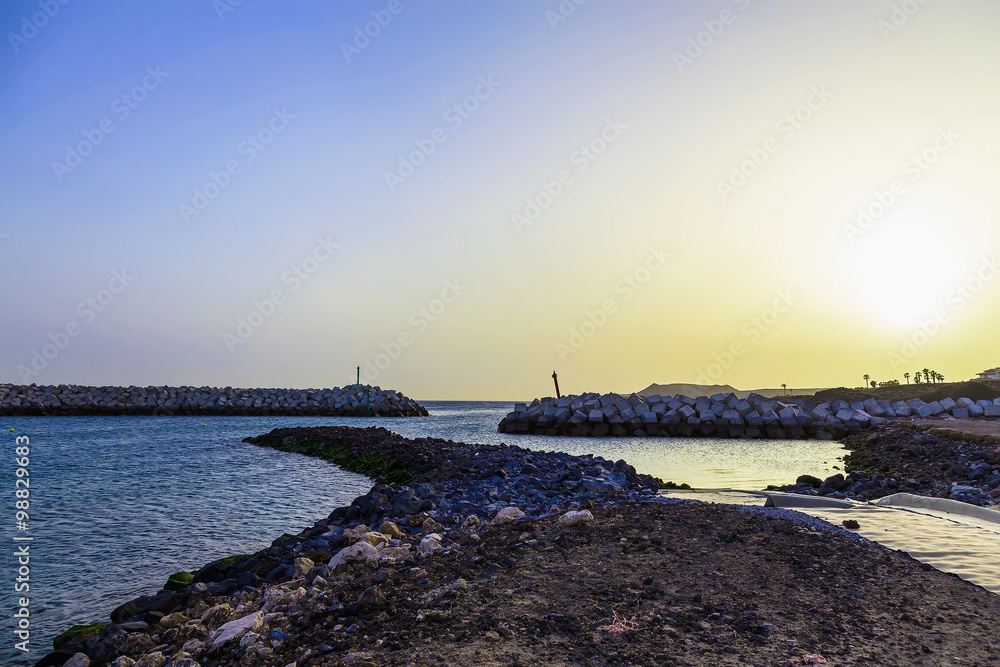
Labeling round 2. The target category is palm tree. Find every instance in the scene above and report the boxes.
[923,368,930,384]
[870,380,877,389]
[914,372,922,384]
[863,374,870,389]
[781,383,787,396]
[904,372,910,384]
[936,372,944,384]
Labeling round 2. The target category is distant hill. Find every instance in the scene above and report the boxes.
[638,383,829,399]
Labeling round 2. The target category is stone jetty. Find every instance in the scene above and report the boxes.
[37,425,664,667]
[498,391,1000,440]
[0,384,427,417]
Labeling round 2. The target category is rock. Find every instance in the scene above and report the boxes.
[821,474,847,491]
[119,620,149,631]
[970,464,993,480]
[491,507,526,525]
[134,653,166,667]
[293,557,315,578]
[577,476,620,496]
[342,525,370,545]
[461,515,481,530]
[329,542,379,569]
[110,658,136,667]
[64,655,91,667]
[842,520,860,530]
[391,488,424,515]
[419,533,443,555]
[796,475,823,488]
[421,518,444,533]
[200,603,232,624]
[558,510,595,526]
[379,520,405,540]
[157,612,189,629]
[110,591,177,623]
[484,630,502,642]
[377,546,413,564]
[360,531,390,547]
[358,585,383,605]
[206,611,263,650]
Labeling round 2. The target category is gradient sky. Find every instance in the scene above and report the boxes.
[2,0,999,400]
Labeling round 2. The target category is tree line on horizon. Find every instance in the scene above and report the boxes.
[861,368,944,390]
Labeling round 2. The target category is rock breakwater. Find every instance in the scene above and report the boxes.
[499,391,1000,440]
[0,384,427,417]
[38,426,663,666]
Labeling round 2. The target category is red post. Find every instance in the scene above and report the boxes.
[552,371,561,399]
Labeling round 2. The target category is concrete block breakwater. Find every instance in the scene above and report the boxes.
[0,383,428,416]
[499,391,1000,440]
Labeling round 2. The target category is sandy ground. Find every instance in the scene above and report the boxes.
[313,501,1000,667]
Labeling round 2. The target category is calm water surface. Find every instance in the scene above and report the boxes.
[0,401,844,663]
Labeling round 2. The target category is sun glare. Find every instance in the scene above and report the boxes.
[846,206,970,330]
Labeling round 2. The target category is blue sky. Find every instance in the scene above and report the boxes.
[3,1,999,398]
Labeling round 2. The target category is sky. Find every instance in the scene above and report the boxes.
[2,0,999,400]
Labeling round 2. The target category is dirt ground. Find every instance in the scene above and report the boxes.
[913,419,1000,442]
[319,501,1000,667]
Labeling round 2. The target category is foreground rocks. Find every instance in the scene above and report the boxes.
[42,499,1000,667]
[37,426,664,666]
[500,391,1000,440]
[0,384,427,417]
[779,422,1000,507]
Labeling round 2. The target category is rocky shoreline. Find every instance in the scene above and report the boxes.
[776,421,1000,507]
[499,391,1000,440]
[40,424,1000,667]
[0,384,427,417]
[39,426,664,667]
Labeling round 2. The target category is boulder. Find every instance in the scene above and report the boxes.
[577,476,620,496]
[360,531,390,547]
[558,510,595,526]
[796,474,823,488]
[379,521,405,540]
[329,542,379,569]
[821,474,848,491]
[206,611,263,650]
[419,534,443,555]
[492,507,526,525]
[292,557,314,578]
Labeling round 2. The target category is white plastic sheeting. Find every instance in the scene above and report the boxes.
[663,489,1000,594]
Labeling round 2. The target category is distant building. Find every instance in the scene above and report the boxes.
[976,368,999,380]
